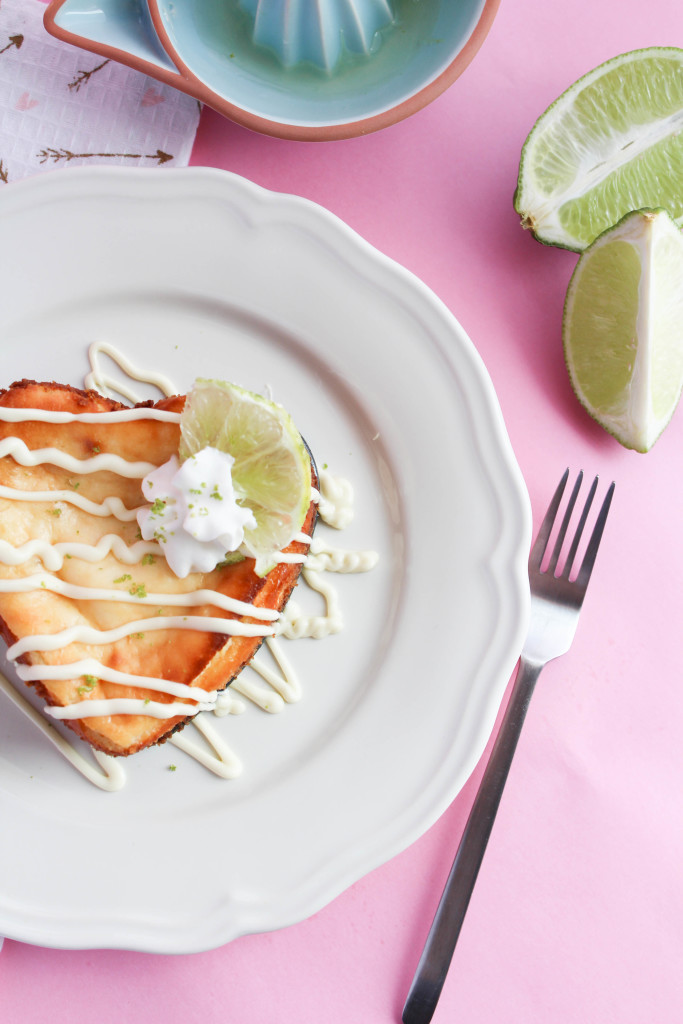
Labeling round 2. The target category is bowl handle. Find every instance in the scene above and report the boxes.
[43,0,190,89]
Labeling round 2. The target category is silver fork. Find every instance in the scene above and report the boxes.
[402,470,615,1024]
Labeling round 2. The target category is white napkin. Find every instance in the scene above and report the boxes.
[0,0,200,184]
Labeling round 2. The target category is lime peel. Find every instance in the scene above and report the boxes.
[563,208,683,452]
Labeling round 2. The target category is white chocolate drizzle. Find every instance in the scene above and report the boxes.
[305,535,379,574]
[6,614,274,661]
[316,472,355,529]
[168,714,242,779]
[0,671,125,792]
[0,573,279,621]
[0,406,180,424]
[0,436,156,478]
[85,340,177,402]
[280,568,343,639]
[0,485,143,521]
[15,658,219,702]
[0,535,159,571]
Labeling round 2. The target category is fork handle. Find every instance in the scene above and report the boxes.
[402,656,542,1024]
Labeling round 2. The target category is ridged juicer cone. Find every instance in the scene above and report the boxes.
[238,0,396,71]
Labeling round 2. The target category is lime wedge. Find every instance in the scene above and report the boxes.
[179,380,312,574]
[563,208,683,451]
[514,48,683,251]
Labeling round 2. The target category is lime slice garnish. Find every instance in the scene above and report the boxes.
[563,208,683,451]
[179,380,312,574]
[514,48,683,251]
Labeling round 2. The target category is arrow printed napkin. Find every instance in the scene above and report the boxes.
[0,0,200,184]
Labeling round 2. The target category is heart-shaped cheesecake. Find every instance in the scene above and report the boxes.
[0,380,316,756]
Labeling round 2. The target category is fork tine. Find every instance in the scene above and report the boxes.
[529,468,569,568]
[547,471,583,576]
[575,480,615,589]
[561,475,598,580]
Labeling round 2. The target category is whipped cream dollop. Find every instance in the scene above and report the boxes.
[137,447,256,578]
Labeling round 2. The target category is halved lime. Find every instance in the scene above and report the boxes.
[180,380,312,573]
[515,48,683,251]
[563,208,683,451]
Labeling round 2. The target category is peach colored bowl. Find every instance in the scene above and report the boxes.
[44,0,500,141]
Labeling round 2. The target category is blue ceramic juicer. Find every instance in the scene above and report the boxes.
[44,0,500,140]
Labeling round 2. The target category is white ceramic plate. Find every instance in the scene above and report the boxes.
[0,167,530,952]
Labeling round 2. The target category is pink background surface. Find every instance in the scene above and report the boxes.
[2,0,682,1021]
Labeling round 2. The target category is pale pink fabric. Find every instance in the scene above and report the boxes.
[0,0,198,183]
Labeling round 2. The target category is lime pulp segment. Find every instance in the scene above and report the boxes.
[565,239,641,410]
[563,209,683,451]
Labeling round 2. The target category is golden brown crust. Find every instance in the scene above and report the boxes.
[0,380,316,756]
